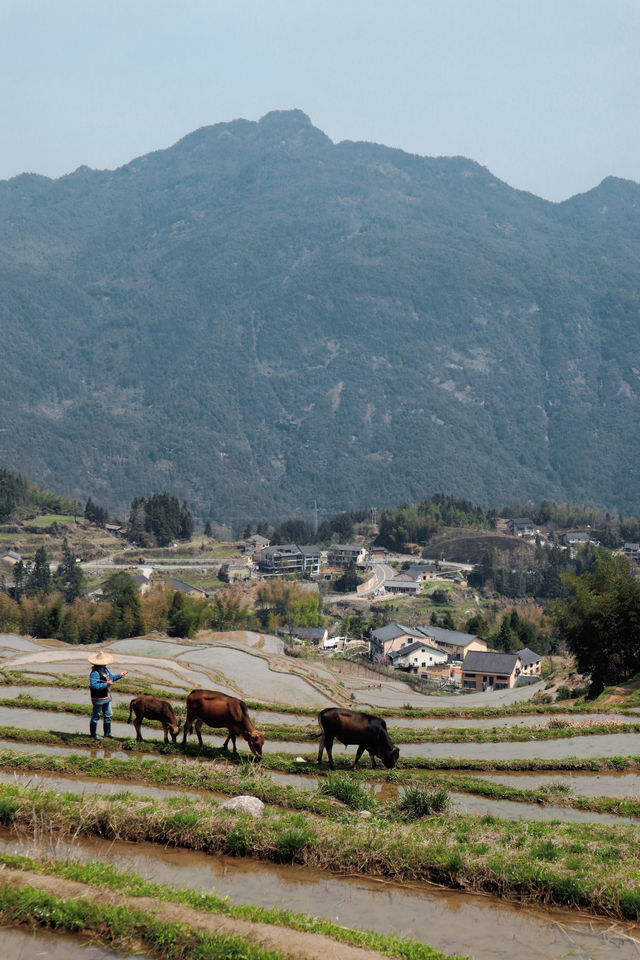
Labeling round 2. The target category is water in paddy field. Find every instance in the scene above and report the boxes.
[1,831,638,960]
[175,645,328,704]
[465,769,640,797]
[0,927,145,959]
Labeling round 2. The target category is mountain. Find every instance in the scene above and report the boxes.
[1,109,640,523]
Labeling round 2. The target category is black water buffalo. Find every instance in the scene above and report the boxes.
[128,695,181,743]
[317,707,400,769]
[182,689,265,759]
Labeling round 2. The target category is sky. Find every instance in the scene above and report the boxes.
[1,0,639,201]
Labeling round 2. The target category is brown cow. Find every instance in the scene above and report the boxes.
[317,707,400,769]
[128,696,181,743]
[182,689,265,759]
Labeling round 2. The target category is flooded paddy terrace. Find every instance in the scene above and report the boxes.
[2,632,640,958]
[2,830,639,960]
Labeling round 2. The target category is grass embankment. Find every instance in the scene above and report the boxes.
[0,855,457,960]
[2,669,635,720]
[3,693,639,743]
[1,783,639,920]
[2,748,639,820]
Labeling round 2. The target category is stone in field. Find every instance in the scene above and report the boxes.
[220,795,265,817]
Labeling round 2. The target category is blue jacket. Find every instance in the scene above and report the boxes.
[90,666,122,704]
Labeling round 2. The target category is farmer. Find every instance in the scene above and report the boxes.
[88,651,128,740]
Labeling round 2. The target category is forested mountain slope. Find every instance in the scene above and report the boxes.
[1,109,640,522]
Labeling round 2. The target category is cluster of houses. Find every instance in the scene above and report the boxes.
[369,621,542,691]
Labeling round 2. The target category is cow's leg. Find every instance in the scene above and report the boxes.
[195,719,204,747]
[133,717,143,742]
[229,731,238,754]
[162,723,169,744]
[369,750,377,769]
[353,744,366,769]
[317,731,326,766]
[325,735,335,769]
[182,716,192,746]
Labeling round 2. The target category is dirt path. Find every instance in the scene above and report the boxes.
[0,866,391,960]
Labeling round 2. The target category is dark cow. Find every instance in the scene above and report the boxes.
[317,707,400,770]
[182,689,265,759]
[128,696,181,743]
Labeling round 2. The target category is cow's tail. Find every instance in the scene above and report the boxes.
[128,699,135,724]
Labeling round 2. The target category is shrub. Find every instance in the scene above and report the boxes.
[319,774,373,811]
[398,786,450,819]
[273,814,316,861]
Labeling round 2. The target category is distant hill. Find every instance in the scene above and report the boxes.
[2,109,640,522]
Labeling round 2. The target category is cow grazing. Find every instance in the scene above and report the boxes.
[128,696,181,744]
[182,689,265,759]
[317,707,400,770]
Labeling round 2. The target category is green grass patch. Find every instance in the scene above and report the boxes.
[319,773,374,810]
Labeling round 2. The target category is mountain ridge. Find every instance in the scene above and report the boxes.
[1,110,640,522]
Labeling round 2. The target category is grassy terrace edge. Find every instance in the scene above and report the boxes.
[2,748,640,820]
[1,722,639,772]
[0,880,290,960]
[2,693,639,743]
[0,853,461,960]
[1,782,639,920]
[1,669,634,720]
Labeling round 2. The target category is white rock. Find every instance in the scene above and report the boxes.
[220,795,265,817]
[295,756,306,763]
[359,810,372,819]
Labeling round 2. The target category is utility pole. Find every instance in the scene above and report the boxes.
[312,500,318,536]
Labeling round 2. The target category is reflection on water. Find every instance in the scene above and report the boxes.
[1,830,638,960]
[0,926,143,959]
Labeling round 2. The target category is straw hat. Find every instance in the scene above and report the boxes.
[88,651,115,666]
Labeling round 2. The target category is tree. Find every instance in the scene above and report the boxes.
[55,539,84,602]
[204,520,212,538]
[26,546,51,596]
[553,553,640,696]
[127,493,193,547]
[13,560,26,599]
[85,497,108,526]
[103,572,144,639]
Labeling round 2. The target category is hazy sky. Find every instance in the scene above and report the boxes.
[1,0,638,200]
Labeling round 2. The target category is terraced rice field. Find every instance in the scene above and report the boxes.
[1,631,640,959]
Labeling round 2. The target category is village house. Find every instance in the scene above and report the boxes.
[369,622,428,661]
[397,563,439,583]
[258,544,321,576]
[0,549,21,565]
[245,533,270,554]
[517,646,543,677]
[369,546,389,561]
[327,543,368,567]
[623,543,640,561]
[563,529,591,545]
[461,651,522,691]
[383,577,422,595]
[162,577,208,598]
[507,517,535,537]
[277,625,329,645]
[388,640,448,676]
[417,626,487,662]
[219,559,252,582]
